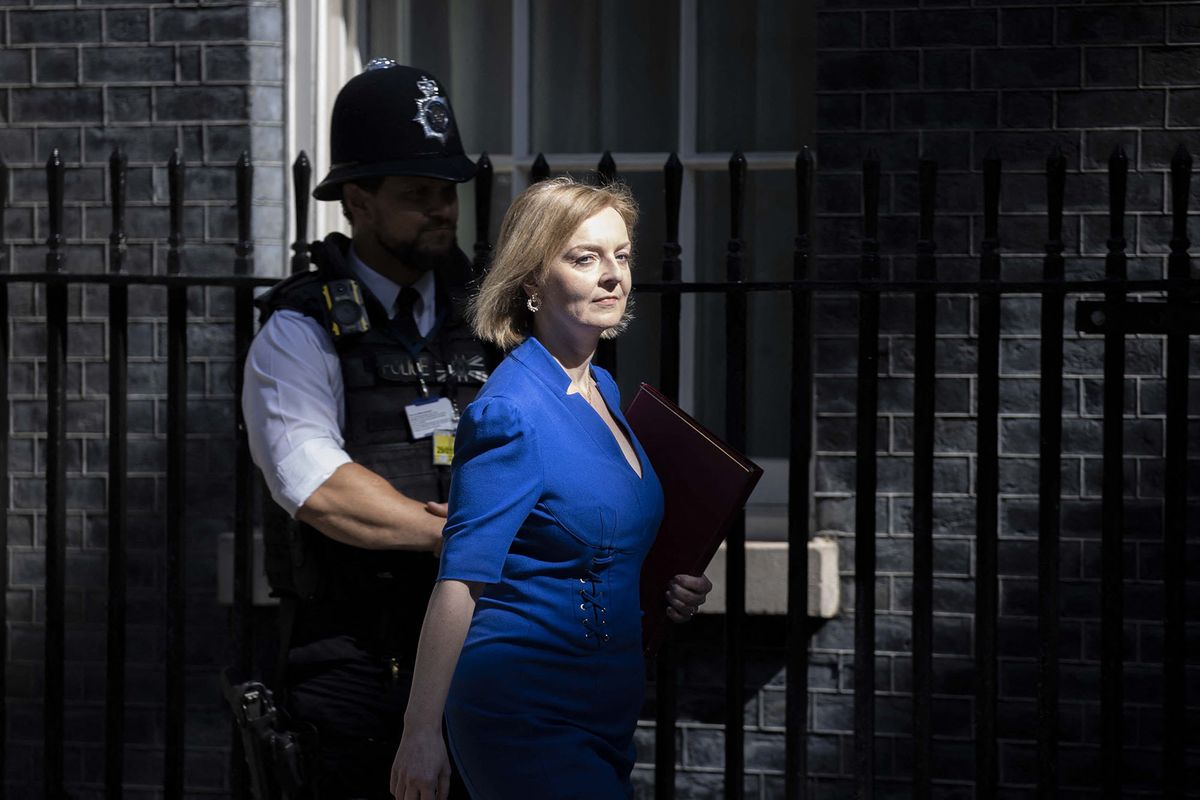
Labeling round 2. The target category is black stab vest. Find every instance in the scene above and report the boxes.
[255,233,494,658]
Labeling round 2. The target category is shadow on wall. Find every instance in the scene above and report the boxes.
[641,615,830,724]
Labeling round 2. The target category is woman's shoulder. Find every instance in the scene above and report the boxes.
[475,351,538,400]
[459,391,524,431]
[464,357,542,425]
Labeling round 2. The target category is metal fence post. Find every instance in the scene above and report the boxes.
[1162,144,1192,798]
[1035,147,1067,800]
[853,152,881,800]
[595,152,619,377]
[231,151,256,799]
[654,152,684,800]
[0,155,8,790]
[911,158,938,799]
[1100,145,1129,800]
[975,151,1003,800]
[724,150,749,800]
[786,146,815,800]
[43,148,68,800]
[105,146,129,800]
[164,149,188,800]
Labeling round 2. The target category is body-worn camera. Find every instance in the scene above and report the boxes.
[322,279,370,338]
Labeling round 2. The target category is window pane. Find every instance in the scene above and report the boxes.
[697,0,814,153]
[369,0,512,154]
[694,169,798,458]
[530,0,679,153]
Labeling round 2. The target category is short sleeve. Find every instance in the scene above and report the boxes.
[242,310,351,516]
[438,396,542,584]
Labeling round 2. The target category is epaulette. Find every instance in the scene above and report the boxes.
[254,269,330,327]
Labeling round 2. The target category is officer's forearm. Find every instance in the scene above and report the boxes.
[295,462,443,551]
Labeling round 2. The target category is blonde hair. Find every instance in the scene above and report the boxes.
[469,176,639,350]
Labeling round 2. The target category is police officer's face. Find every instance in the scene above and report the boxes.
[346,176,459,271]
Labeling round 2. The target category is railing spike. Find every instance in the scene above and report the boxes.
[530,153,550,184]
[291,151,311,273]
[797,148,814,239]
[862,154,880,246]
[1170,145,1192,254]
[46,149,65,273]
[982,154,1002,244]
[236,151,253,245]
[473,151,494,277]
[664,153,683,257]
[167,149,185,274]
[1172,142,1192,169]
[1108,145,1128,251]
[110,147,128,274]
[1046,148,1066,248]
[235,151,253,275]
[729,150,747,242]
[918,159,937,244]
[0,157,7,270]
[597,150,617,185]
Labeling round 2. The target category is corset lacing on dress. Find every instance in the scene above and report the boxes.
[578,553,614,644]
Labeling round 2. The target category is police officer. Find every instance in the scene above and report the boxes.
[242,60,488,798]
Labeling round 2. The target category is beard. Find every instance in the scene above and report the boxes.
[376,225,458,273]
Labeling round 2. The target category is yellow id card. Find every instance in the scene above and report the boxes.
[432,429,456,466]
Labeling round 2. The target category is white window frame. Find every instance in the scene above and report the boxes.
[284,0,803,558]
[285,0,367,245]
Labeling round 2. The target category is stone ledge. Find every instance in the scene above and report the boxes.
[700,536,840,618]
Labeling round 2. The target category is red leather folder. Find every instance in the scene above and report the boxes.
[626,383,764,656]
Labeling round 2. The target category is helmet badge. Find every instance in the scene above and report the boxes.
[413,76,452,144]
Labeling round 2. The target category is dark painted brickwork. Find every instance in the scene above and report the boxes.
[1,2,284,798]
[5,3,1200,800]
[806,2,1200,798]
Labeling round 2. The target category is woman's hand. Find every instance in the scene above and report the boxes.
[390,725,450,800]
[665,573,713,623]
[390,580,477,797]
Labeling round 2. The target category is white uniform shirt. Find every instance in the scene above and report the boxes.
[242,249,437,516]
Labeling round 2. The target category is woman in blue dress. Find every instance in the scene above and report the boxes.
[389,177,712,799]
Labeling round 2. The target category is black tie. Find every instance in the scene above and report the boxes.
[394,286,422,341]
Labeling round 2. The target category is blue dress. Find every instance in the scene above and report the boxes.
[437,336,664,800]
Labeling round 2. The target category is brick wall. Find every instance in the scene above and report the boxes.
[804,2,1200,796]
[2,2,285,797]
[5,2,1200,799]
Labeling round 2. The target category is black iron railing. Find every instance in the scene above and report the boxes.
[1,141,1196,800]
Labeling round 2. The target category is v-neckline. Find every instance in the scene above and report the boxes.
[573,372,643,481]
[510,336,645,482]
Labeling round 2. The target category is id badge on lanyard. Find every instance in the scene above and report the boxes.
[402,357,457,464]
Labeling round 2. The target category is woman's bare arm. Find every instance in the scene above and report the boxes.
[390,579,480,799]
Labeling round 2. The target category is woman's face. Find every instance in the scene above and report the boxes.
[532,206,632,341]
